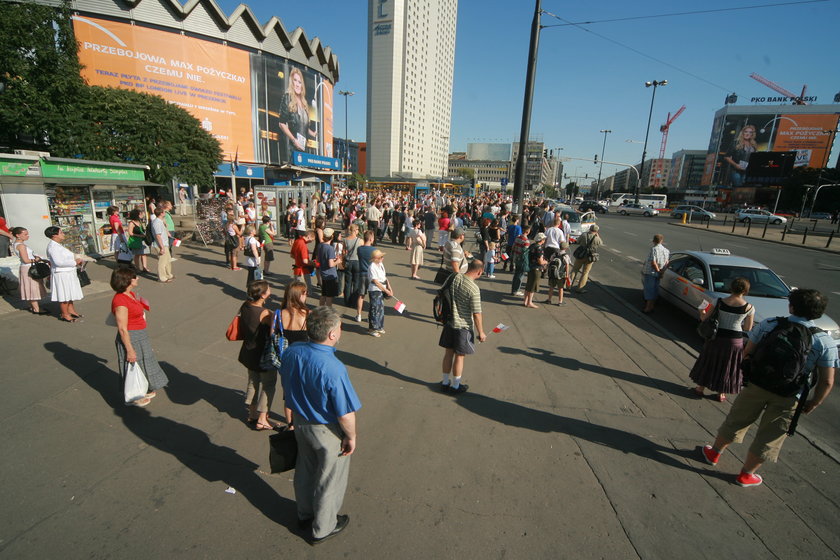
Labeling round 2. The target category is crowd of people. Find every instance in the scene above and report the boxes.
[4,184,835,543]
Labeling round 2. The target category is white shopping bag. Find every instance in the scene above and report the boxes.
[124,362,149,404]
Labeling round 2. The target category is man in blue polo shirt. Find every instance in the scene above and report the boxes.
[280,306,362,544]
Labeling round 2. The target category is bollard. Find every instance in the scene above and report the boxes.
[746,220,752,236]
[723,215,728,227]
[706,216,711,229]
[682,213,687,224]
[762,219,769,238]
[802,228,808,245]
[811,219,818,232]
[731,218,737,233]
[827,230,834,249]
[781,224,787,241]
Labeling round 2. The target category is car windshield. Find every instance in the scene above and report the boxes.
[565,212,581,223]
[709,265,789,298]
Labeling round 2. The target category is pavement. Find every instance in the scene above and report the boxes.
[1,231,839,559]
[671,216,840,254]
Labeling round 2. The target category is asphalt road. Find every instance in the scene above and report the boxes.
[588,212,840,460]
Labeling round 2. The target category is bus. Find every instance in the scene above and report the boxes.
[609,192,668,210]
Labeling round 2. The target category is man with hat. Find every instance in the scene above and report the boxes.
[317,227,339,307]
[570,224,602,293]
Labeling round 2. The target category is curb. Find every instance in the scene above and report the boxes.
[669,221,840,255]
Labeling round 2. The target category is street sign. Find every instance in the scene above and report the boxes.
[501,178,509,186]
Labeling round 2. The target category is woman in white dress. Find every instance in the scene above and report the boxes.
[44,226,84,323]
[12,227,49,315]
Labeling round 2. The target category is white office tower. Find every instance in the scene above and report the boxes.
[367,0,457,178]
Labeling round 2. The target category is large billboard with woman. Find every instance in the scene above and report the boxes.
[73,15,333,166]
[702,106,839,186]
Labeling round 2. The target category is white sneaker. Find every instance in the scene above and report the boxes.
[487,275,496,279]
[514,291,524,297]
[355,315,362,322]
[369,330,381,337]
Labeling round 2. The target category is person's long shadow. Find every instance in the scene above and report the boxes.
[337,350,437,390]
[498,346,689,397]
[453,390,718,476]
[188,272,247,300]
[160,361,244,422]
[43,342,299,531]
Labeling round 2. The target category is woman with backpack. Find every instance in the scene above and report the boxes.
[689,277,755,401]
[126,209,151,273]
[242,225,261,289]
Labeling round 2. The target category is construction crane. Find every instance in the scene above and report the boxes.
[749,73,808,105]
[653,105,685,188]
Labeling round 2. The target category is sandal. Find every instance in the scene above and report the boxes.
[71,313,85,319]
[254,422,274,431]
[59,317,78,323]
[713,393,726,402]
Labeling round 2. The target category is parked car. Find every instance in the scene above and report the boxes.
[618,203,659,217]
[658,248,840,344]
[671,205,716,221]
[578,200,609,214]
[809,212,832,220]
[735,208,787,225]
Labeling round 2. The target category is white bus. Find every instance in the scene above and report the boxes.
[609,192,668,209]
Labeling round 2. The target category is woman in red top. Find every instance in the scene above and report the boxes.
[111,267,169,407]
[106,206,125,261]
[437,211,451,251]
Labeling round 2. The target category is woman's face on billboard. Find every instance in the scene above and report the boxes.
[292,71,303,95]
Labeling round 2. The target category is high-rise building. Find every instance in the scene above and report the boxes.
[367,0,458,178]
[669,150,706,190]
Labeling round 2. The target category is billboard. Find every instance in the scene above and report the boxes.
[702,110,839,186]
[73,16,333,167]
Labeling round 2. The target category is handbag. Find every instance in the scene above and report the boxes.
[124,361,150,403]
[259,310,288,371]
[226,314,243,341]
[434,266,450,285]
[28,261,51,280]
[77,267,91,287]
[696,301,721,340]
[268,429,298,473]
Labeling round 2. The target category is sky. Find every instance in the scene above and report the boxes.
[215,0,840,180]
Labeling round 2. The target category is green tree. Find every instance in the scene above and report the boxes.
[0,0,85,149]
[0,1,222,188]
[455,167,475,180]
[59,86,222,188]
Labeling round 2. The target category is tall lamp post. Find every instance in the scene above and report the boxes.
[596,129,611,201]
[338,90,355,179]
[636,80,667,204]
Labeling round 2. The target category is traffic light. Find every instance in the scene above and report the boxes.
[594,154,598,164]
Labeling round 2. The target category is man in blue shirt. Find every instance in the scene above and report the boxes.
[280,306,362,544]
[503,215,522,272]
[701,289,837,487]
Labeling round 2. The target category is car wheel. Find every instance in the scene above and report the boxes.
[773,218,782,225]
[644,212,651,217]
[744,217,751,223]
[620,210,627,215]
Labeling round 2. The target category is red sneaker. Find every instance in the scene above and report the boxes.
[701,445,720,465]
[736,471,763,487]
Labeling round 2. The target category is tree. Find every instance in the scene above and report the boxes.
[0,0,85,149]
[455,167,475,180]
[0,1,222,188]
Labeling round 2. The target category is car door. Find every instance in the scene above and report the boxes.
[663,255,708,317]
[659,253,689,307]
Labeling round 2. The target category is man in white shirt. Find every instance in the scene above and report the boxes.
[295,203,307,239]
[151,208,173,282]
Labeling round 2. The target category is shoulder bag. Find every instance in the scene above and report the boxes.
[696,301,720,341]
[28,261,51,280]
[259,309,288,371]
[226,313,242,341]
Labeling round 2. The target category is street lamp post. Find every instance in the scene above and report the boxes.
[637,80,667,204]
[596,129,611,201]
[338,90,355,177]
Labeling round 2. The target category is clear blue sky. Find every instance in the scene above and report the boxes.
[217,0,840,180]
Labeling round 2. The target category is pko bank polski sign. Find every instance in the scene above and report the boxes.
[293,151,341,170]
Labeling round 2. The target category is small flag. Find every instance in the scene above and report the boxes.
[492,323,509,333]
[394,301,406,314]
[500,253,509,261]
[565,276,572,288]
[172,238,182,247]
[698,299,712,311]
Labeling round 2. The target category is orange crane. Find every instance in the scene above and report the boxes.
[654,105,685,188]
[749,73,808,105]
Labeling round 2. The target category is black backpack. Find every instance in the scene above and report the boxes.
[433,273,456,325]
[548,255,563,280]
[744,317,822,397]
[144,220,155,246]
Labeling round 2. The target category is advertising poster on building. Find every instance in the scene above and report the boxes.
[73,16,333,168]
[704,111,839,186]
[251,56,334,165]
[73,16,254,161]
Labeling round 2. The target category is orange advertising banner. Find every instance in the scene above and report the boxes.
[773,114,840,168]
[73,16,254,161]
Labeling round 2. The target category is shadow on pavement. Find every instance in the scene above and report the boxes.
[161,361,244,422]
[188,273,247,301]
[337,350,437,391]
[498,346,690,397]
[43,342,298,530]
[453,390,705,474]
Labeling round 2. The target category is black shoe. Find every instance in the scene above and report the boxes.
[439,382,451,393]
[310,514,349,545]
[298,517,313,530]
[448,384,469,395]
